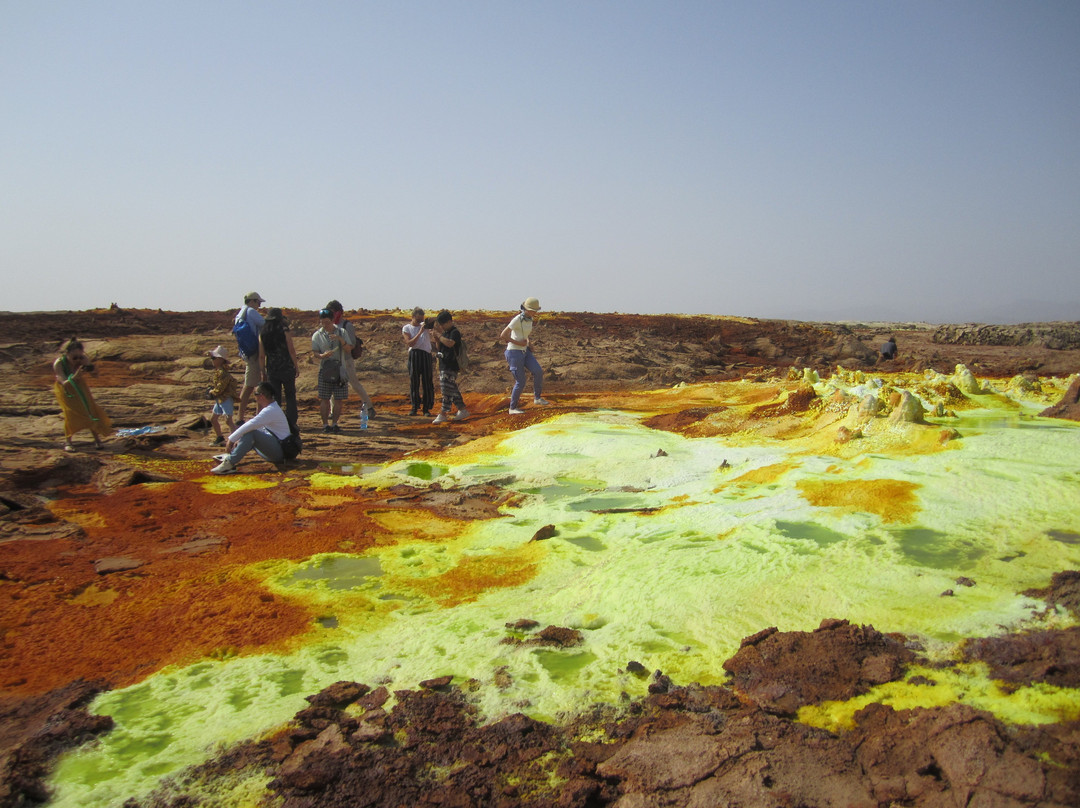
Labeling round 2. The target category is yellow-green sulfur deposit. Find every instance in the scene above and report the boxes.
[48,372,1080,807]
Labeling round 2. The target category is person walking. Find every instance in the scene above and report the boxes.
[326,300,375,420]
[52,338,113,451]
[210,382,292,474]
[234,292,266,423]
[432,310,468,423]
[402,307,435,416]
[259,308,300,430]
[312,308,350,433]
[500,297,551,415]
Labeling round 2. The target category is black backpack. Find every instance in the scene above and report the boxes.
[280,429,302,461]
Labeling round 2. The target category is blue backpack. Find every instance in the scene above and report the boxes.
[233,308,260,358]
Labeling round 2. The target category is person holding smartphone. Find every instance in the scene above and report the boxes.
[402,307,435,416]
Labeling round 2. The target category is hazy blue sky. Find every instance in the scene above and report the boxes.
[3,1,1078,322]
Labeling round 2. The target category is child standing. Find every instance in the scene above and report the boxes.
[206,345,238,445]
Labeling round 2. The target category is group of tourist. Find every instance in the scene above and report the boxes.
[51,294,551,475]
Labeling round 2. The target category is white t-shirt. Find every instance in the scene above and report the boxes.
[506,312,534,351]
[402,322,433,353]
[227,400,291,442]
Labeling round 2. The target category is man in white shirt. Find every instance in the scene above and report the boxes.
[211,382,291,474]
[401,307,435,416]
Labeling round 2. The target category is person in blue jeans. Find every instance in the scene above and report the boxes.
[500,297,551,415]
[211,382,291,474]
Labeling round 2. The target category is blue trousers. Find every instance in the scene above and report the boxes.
[228,428,284,466]
[506,349,543,409]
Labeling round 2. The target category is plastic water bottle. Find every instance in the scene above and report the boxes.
[360,408,368,430]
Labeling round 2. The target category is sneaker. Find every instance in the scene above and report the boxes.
[533,397,552,406]
[432,412,449,424]
[509,408,525,415]
[211,457,236,475]
[331,424,342,434]
[453,408,469,421]
[409,409,418,416]
[322,424,332,433]
[422,410,432,417]
[211,436,225,446]
[212,453,230,462]
[366,405,376,419]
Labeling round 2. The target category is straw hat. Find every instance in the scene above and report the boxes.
[523,297,541,312]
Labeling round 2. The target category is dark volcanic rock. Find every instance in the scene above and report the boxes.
[0,679,113,807]
[722,618,914,715]
[1041,376,1080,421]
[1025,569,1080,617]
[962,626,1080,689]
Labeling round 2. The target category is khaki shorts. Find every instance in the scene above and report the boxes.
[243,355,262,389]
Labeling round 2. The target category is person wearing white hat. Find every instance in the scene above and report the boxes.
[205,345,238,445]
[500,297,551,415]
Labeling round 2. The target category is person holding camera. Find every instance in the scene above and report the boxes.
[52,337,113,452]
[500,297,551,415]
[312,308,350,433]
[205,345,238,445]
[326,300,376,421]
[402,307,435,416]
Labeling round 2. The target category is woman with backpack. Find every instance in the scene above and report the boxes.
[326,300,375,421]
[500,297,551,415]
[258,308,300,431]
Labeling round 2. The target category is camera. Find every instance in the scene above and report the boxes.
[424,317,435,330]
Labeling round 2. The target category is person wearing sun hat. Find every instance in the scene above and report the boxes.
[204,344,237,445]
[500,296,551,415]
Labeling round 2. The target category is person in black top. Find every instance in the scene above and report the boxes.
[432,310,468,423]
[258,308,300,430]
[879,336,897,361]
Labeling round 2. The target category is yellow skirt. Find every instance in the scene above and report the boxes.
[53,378,113,438]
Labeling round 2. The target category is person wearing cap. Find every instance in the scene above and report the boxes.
[402,307,435,416]
[259,308,300,431]
[205,345,238,445]
[311,308,350,432]
[234,292,266,424]
[325,300,376,421]
[500,297,551,415]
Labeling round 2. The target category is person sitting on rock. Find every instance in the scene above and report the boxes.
[880,336,897,361]
[211,382,291,474]
[52,337,113,452]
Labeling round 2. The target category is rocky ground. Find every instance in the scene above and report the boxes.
[1,308,1078,807]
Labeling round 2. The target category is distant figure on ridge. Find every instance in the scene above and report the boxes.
[402,307,435,416]
[233,292,266,423]
[210,382,292,474]
[500,297,551,415]
[52,337,113,452]
[312,308,350,433]
[880,336,898,361]
[205,345,237,446]
[432,310,468,423]
[326,300,375,421]
[259,308,300,431]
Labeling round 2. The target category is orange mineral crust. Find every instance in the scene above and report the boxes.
[0,469,397,695]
